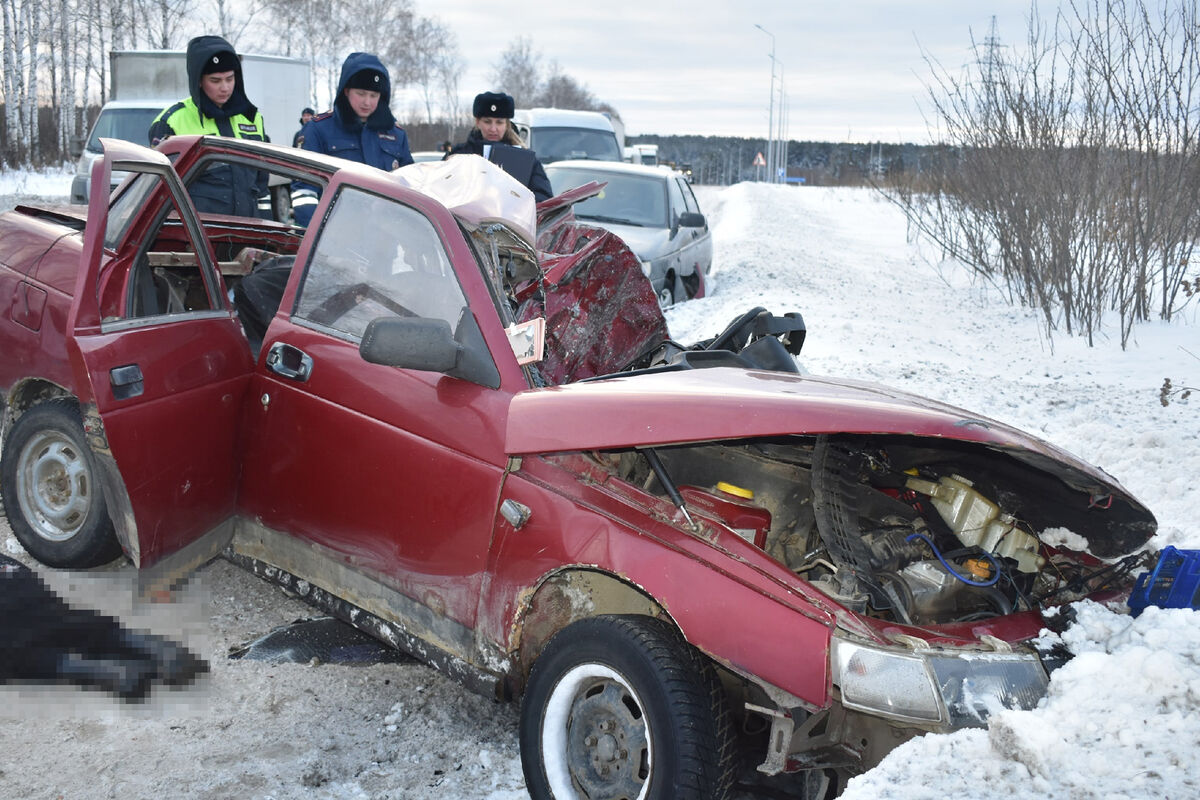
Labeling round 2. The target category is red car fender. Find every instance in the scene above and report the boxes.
[481,458,836,709]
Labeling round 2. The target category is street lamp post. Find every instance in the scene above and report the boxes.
[777,61,786,184]
[754,23,775,183]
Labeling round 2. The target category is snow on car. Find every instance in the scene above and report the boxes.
[0,137,1158,799]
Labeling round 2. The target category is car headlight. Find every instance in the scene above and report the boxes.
[830,635,1048,728]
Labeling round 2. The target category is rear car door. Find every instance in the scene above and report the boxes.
[237,177,514,653]
[669,175,711,276]
[69,139,254,568]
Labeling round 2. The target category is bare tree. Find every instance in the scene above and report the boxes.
[1,0,24,165]
[402,16,458,125]
[346,0,415,88]
[490,35,540,106]
[138,0,192,49]
[536,62,596,109]
[889,0,1200,348]
[437,38,463,136]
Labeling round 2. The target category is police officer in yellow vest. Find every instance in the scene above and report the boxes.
[149,35,270,217]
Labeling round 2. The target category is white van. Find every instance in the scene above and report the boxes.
[512,108,622,164]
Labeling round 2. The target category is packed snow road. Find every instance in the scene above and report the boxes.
[1,179,1197,799]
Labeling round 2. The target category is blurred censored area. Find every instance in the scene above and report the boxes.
[0,554,208,701]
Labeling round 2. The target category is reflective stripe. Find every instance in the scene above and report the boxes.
[291,188,319,207]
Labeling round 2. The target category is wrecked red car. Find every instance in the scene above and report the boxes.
[0,137,1156,799]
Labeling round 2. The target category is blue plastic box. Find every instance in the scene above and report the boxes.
[1127,546,1200,617]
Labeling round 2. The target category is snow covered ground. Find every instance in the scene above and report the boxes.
[1,170,1197,798]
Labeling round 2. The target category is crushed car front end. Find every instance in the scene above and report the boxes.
[501,364,1155,779]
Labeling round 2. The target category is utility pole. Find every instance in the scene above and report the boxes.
[776,61,786,184]
[755,24,776,183]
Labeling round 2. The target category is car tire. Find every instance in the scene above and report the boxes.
[519,614,737,800]
[0,400,122,568]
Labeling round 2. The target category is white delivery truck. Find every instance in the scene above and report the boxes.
[512,108,623,164]
[624,143,659,165]
[70,50,311,203]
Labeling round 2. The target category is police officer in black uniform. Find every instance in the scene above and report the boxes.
[448,91,553,202]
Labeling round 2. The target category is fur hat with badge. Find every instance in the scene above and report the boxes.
[202,49,239,75]
[346,68,386,92]
[473,91,514,119]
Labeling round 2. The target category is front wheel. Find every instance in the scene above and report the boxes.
[0,400,122,567]
[520,615,736,800]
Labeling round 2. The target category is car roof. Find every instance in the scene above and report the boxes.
[513,108,616,131]
[544,160,681,180]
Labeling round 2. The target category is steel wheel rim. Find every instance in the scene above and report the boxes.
[542,663,653,800]
[16,429,94,542]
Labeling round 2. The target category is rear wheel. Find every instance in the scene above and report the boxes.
[0,400,121,567]
[520,615,736,800]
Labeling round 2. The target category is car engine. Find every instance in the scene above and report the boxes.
[602,433,1152,627]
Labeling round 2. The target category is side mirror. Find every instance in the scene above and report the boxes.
[360,317,460,372]
[678,211,706,228]
[359,314,501,389]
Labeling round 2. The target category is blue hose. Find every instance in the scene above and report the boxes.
[905,532,1001,587]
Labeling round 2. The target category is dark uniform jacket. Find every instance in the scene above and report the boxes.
[448,129,554,202]
[148,35,270,217]
[292,53,413,226]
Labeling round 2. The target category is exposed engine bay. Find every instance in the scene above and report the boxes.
[587,433,1153,626]
[513,188,1154,627]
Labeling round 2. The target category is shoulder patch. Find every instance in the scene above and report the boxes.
[313,111,333,122]
[161,100,188,120]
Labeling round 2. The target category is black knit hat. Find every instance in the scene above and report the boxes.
[201,49,239,75]
[346,69,386,92]
[473,91,514,119]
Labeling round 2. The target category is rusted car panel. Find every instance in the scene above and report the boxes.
[0,137,1158,796]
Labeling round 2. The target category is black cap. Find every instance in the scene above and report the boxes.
[201,49,238,75]
[473,91,514,119]
[346,69,385,91]
[302,107,315,115]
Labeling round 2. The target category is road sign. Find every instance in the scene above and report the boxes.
[752,152,766,167]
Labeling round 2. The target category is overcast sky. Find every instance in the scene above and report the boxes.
[408,1,1051,143]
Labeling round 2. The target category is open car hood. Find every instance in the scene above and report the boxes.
[508,366,1103,471]
[505,366,1156,559]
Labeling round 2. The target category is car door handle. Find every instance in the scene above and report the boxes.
[109,364,144,400]
[265,342,314,382]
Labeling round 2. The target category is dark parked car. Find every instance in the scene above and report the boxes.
[544,159,712,306]
[0,137,1155,799]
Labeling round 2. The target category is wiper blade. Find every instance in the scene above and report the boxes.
[579,214,646,227]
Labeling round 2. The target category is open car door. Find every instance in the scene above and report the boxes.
[66,139,255,572]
